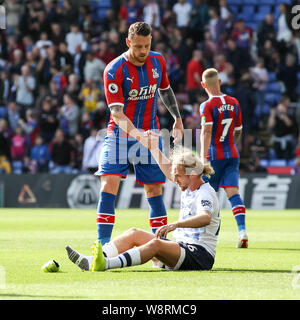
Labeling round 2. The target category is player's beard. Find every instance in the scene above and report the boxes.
[135,53,148,63]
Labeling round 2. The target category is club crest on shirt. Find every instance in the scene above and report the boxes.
[152,68,159,79]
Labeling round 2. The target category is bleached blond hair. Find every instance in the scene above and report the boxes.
[170,146,215,178]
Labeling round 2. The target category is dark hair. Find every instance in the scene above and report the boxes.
[128,22,152,39]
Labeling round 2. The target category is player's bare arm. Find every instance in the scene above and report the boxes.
[158,87,184,143]
[155,210,212,239]
[109,104,149,145]
[200,124,212,163]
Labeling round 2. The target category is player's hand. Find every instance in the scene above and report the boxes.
[144,130,160,150]
[172,118,184,143]
[155,222,178,239]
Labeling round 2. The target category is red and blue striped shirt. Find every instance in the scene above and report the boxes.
[200,94,243,160]
[104,51,170,135]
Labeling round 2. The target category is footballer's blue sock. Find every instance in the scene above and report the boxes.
[229,194,246,232]
[147,195,167,234]
[97,192,116,245]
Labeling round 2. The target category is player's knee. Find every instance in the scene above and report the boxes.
[148,238,162,254]
[144,184,162,198]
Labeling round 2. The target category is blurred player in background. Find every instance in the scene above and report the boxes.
[94,22,184,248]
[66,140,220,272]
[199,68,248,248]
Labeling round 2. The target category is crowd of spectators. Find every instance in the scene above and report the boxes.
[0,0,300,175]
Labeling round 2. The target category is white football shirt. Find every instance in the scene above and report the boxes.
[172,182,220,257]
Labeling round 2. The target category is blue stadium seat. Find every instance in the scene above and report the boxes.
[241,5,256,15]
[259,0,275,4]
[98,0,111,9]
[229,5,240,15]
[269,159,287,167]
[266,82,281,93]
[260,159,269,167]
[287,159,296,167]
[0,106,7,119]
[238,13,253,22]
[258,5,272,15]
[246,22,258,30]
[12,161,23,174]
[253,13,267,22]
[227,0,243,4]
[96,8,108,21]
[264,92,281,105]
[268,72,277,82]
[276,0,290,3]
[243,0,259,4]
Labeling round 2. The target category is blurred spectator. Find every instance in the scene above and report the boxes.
[250,58,269,118]
[79,112,93,141]
[277,3,292,44]
[164,47,181,92]
[6,101,20,131]
[59,93,80,137]
[235,72,256,157]
[14,64,36,115]
[245,156,267,173]
[10,126,26,161]
[39,97,58,144]
[257,14,276,49]
[84,52,106,82]
[268,103,298,160]
[96,41,116,65]
[70,133,84,172]
[225,38,252,79]
[18,109,39,147]
[119,0,143,26]
[65,74,81,104]
[231,19,253,51]
[91,101,109,130]
[66,24,84,56]
[172,0,192,29]
[0,71,10,106]
[50,23,66,47]
[0,119,11,174]
[189,0,210,43]
[207,6,226,44]
[30,135,51,173]
[186,50,203,105]
[82,127,104,174]
[6,0,23,36]
[143,0,161,28]
[10,49,24,76]
[278,53,299,102]
[73,44,86,83]
[36,32,53,58]
[79,79,101,114]
[58,41,74,70]
[51,128,74,174]
[219,0,233,30]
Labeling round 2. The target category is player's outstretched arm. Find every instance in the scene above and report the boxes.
[145,131,173,182]
[110,105,149,144]
[158,87,184,143]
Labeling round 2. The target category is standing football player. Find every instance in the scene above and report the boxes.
[94,22,184,249]
[200,68,248,248]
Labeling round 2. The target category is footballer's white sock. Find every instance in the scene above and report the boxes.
[102,242,118,258]
[106,248,141,270]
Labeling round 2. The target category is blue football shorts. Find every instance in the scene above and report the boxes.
[203,158,240,192]
[94,135,166,185]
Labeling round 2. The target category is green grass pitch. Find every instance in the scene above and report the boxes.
[0,208,300,300]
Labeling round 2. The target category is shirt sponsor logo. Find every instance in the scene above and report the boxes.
[128,84,157,100]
